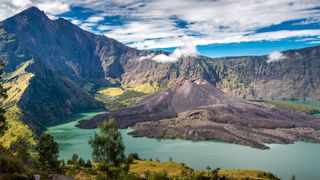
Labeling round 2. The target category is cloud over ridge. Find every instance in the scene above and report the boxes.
[138,42,198,63]
[267,51,287,63]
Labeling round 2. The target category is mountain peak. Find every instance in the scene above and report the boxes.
[16,6,46,18]
[23,6,42,13]
[1,6,48,25]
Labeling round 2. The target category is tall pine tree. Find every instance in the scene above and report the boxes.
[89,118,125,179]
[36,133,60,172]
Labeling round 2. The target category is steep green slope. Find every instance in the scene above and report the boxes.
[18,64,104,128]
[0,58,104,147]
[1,60,36,148]
[2,61,104,132]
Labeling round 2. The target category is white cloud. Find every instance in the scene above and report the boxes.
[171,42,198,58]
[12,0,32,8]
[267,51,287,63]
[0,0,70,21]
[149,42,198,63]
[1,0,320,49]
[309,41,320,44]
[98,0,320,49]
[79,22,95,31]
[86,16,104,23]
[295,16,320,25]
[152,54,177,63]
[71,19,81,25]
[97,25,111,31]
[132,29,320,49]
[36,1,69,15]
[138,53,155,61]
[47,14,58,20]
[104,21,184,44]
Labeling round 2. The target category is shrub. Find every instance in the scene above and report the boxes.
[84,160,92,168]
[127,152,140,163]
[144,170,169,180]
[0,154,25,174]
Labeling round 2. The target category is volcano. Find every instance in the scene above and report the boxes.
[2,7,320,138]
[78,79,320,149]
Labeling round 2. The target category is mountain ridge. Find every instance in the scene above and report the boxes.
[3,7,320,99]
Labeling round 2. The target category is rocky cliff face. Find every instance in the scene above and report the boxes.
[209,47,320,99]
[121,49,320,99]
[121,56,216,87]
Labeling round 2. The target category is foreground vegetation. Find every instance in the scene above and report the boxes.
[0,118,281,180]
[61,158,280,180]
[129,160,279,180]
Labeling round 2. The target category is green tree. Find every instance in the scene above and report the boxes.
[36,133,60,172]
[0,59,7,136]
[71,154,79,165]
[78,157,85,167]
[89,118,125,179]
[211,167,220,180]
[206,165,211,176]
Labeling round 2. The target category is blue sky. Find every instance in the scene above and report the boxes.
[1,0,320,57]
[157,38,320,58]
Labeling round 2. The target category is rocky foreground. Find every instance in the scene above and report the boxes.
[78,79,320,149]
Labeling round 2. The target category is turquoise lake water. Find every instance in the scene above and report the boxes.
[47,111,320,180]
